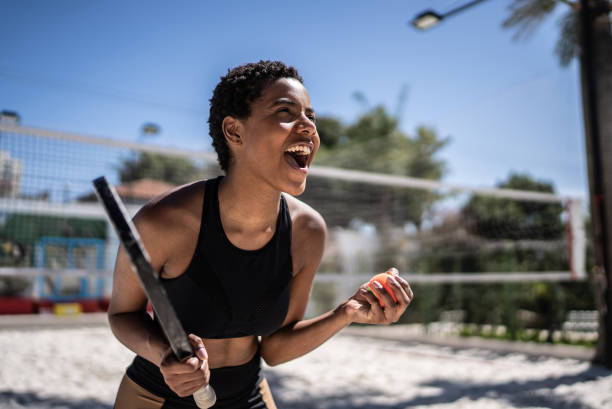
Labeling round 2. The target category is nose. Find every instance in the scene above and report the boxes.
[297,113,316,136]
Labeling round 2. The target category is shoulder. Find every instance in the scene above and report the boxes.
[133,179,207,235]
[283,194,327,273]
[129,179,209,276]
[283,193,326,239]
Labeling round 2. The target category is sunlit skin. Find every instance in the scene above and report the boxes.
[107,77,414,398]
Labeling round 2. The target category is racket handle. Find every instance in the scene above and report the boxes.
[193,384,216,408]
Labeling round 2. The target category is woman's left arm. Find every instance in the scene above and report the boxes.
[260,209,413,366]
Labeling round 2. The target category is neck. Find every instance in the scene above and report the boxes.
[217,170,282,235]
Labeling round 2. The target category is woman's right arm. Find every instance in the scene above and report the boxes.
[107,186,210,398]
[107,203,172,367]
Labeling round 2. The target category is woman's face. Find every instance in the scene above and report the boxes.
[231,77,319,196]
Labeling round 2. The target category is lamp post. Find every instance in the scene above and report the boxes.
[411,0,489,30]
[579,0,612,368]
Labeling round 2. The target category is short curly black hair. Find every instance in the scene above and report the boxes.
[208,60,303,172]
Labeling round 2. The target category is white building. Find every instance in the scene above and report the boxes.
[0,151,22,197]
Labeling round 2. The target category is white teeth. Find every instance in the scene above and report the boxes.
[285,145,311,155]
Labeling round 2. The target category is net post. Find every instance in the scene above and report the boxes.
[567,198,587,280]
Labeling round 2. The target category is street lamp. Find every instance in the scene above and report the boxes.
[412,10,444,30]
[411,0,489,30]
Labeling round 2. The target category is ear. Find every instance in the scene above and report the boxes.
[222,116,244,147]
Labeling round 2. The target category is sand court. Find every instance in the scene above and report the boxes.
[0,317,610,409]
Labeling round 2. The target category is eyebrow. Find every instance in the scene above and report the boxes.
[269,98,316,115]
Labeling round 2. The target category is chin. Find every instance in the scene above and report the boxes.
[284,178,308,196]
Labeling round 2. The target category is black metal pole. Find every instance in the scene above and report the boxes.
[443,0,489,19]
[580,0,611,368]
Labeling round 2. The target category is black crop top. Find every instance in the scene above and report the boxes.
[156,176,293,339]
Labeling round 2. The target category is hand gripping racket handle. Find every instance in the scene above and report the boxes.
[193,384,217,408]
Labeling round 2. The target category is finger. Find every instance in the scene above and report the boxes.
[163,356,202,375]
[176,377,209,397]
[170,358,210,396]
[388,276,414,322]
[375,279,405,322]
[359,287,380,307]
[368,284,395,323]
[353,286,368,302]
[396,276,414,301]
[186,356,203,372]
[386,276,410,305]
[198,361,210,386]
[371,280,396,309]
[358,287,386,322]
[165,364,208,389]
[386,286,405,323]
[172,382,200,398]
[188,334,208,361]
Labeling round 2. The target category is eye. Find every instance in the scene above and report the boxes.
[276,107,293,117]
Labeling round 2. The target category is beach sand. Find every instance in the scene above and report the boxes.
[0,317,610,409]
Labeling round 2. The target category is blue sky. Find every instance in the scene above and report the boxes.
[0,0,586,199]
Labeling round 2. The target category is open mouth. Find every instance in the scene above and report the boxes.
[284,145,312,169]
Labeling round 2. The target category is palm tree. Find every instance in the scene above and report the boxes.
[503,0,612,367]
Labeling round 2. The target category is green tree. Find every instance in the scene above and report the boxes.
[305,105,449,231]
[461,173,565,240]
[462,174,568,340]
[409,173,587,340]
[316,117,344,148]
[118,152,208,185]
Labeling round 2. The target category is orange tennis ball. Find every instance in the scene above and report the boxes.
[367,270,398,307]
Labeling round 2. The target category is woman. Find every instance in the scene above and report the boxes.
[110,60,414,409]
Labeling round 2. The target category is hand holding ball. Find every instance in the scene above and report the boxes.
[367,268,399,307]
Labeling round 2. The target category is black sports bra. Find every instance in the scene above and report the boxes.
[157,176,293,339]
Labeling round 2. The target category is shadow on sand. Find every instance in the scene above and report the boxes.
[0,390,111,409]
[1,363,608,409]
[265,364,610,409]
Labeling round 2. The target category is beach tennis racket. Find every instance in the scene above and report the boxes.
[92,176,216,408]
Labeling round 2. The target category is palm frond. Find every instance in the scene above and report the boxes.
[502,0,559,40]
[555,10,580,66]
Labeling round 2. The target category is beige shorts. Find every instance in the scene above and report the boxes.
[113,373,277,409]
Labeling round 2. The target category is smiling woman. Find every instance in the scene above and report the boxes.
[108,60,414,409]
